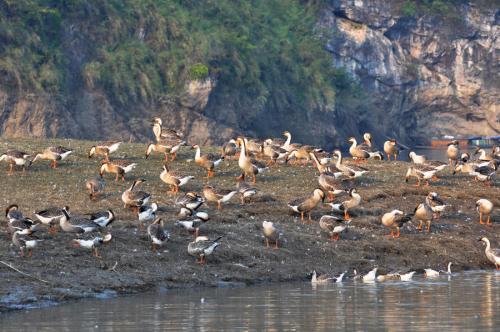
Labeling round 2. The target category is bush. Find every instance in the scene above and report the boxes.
[190,63,209,80]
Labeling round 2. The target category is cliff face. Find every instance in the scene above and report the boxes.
[324,0,499,144]
[0,1,498,147]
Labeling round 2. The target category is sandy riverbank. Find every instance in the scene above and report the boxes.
[0,138,498,312]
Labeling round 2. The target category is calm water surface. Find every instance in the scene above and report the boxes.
[1,271,499,331]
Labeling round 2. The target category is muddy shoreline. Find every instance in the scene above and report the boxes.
[0,139,498,313]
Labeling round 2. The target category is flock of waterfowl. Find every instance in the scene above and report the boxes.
[1,119,499,277]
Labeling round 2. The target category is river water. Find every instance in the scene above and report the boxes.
[1,271,498,331]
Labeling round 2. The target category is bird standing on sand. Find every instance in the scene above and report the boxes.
[319,215,350,241]
[188,236,222,265]
[381,210,413,238]
[414,192,444,233]
[147,218,169,252]
[192,144,224,179]
[262,221,282,249]
[288,188,325,223]
[72,233,112,258]
[476,199,493,225]
[329,189,361,220]
[203,185,237,210]
[0,150,31,175]
[86,177,105,200]
[478,237,500,270]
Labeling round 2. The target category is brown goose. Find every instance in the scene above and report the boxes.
[236,137,268,184]
[0,150,31,175]
[160,164,194,193]
[121,179,151,210]
[381,210,413,238]
[32,146,73,168]
[262,221,283,249]
[192,145,224,178]
[348,137,370,162]
[414,192,443,233]
[86,177,105,200]
[287,188,325,223]
[203,185,237,210]
[319,215,350,241]
[99,160,137,181]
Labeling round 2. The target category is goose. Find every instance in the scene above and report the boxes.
[236,137,268,183]
[12,229,43,257]
[424,262,452,277]
[478,237,500,270]
[333,150,368,179]
[176,192,205,212]
[281,131,301,152]
[72,233,112,258]
[470,167,496,186]
[405,166,438,187]
[86,210,115,228]
[88,141,121,160]
[262,221,283,249]
[262,141,288,165]
[318,173,346,201]
[400,271,417,281]
[287,188,325,223]
[311,270,334,284]
[147,218,169,252]
[5,205,38,235]
[121,179,151,210]
[474,147,494,162]
[319,215,350,241]
[151,117,183,142]
[176,213,210,238]
[34,206,69,234]
[160,164,194,193]
[476,199,493,225]
[138,203,158,230]
[348,137,370,162]
[383,139,399,160]
[362,268,378,282]
[424,160,448,172]
[32,146,73,168]
[310,152,343,177]
[461,152,471,163]
[59,210,100,234]
[237,181,258,205]
[446,140,460,166]
[329,188,361,220]
[414,192,443,233]
[358,133,384,160]
[202,185,237,210]
[86,177,105,200]
[99,160,137,181]
[192,144,224,178]
[408,151,427,164]
[187,236,222,264]
[286,146,320,166]
[221,139,239,160]
[145,141,185,161]
[381,210,413,238]
[0,150,31,175]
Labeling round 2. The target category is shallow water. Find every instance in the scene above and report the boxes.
[1,271,499,331]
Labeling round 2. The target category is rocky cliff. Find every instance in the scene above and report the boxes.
[323,0,499,145]
[0,1,498,147]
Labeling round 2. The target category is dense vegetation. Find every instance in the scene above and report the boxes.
[0,0,355,122]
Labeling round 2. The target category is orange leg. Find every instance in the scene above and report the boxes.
[8,164,13,176]
[53,160,58,169]
[252,174,256,184]
[265,238,269,248]
[274,240,279,250]
[28,249,33,258]
[115,173,119,182]
[344,211,350,220]
[417,221,423,232]
[171,152,177,161]
[387,154,391,161]
[307,212,312,224]
[486,215,491,226]
[394,227,400,238]
[217,201,222,210]
[479,212,484,224]
[426,221,431,233]
[300,212,304,221]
